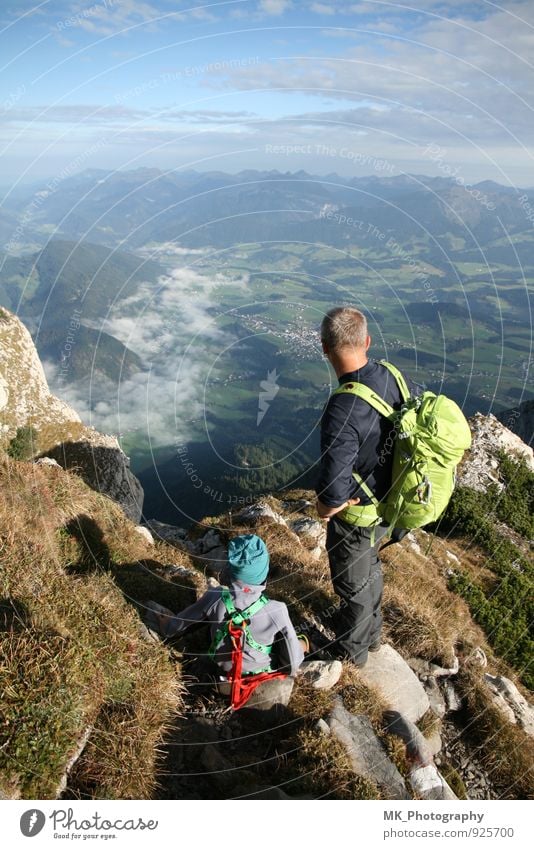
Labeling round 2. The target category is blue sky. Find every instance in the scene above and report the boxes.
[1,0,533,185]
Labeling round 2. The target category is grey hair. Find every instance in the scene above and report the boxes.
[321,306,368,351]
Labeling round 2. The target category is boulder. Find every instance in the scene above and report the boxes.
[236,502,288,526]
[383,710,433,766]
[290,517,327,548]
[217,676,295,712]
[328,698,410,799]
[357,644,430,723]
[409,764,458,800]
[45,437,144,522]
[195,529,223,554]
[458,413,534,492]
[408,653,459,679]
[145,519,188,544]
[134,526,154,545]
[0,309,81,442]
[299,659,343,690]
[34,456,61,468]
[429,654,459,677]
[484,674,534,736]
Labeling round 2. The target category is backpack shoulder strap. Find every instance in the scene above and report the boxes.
[333,380,397,421]
[378,359,411,403]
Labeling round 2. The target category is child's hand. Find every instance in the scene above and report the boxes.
[298,634,310,654]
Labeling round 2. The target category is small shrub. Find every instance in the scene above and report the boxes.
[7,425,38,461]
[439,457,534,691]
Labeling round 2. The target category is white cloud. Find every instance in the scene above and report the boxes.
[47,264,250,446]
[259,0,292,15]
[311,2,336,14]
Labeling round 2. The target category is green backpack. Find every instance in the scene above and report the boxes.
[333,360,472,531]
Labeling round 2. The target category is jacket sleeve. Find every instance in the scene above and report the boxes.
[315,394,360,507]
[163,588,221,638]
[274,603,305,676]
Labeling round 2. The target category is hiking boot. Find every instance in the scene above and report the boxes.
[368,639,382,653]
[323,641,368,668]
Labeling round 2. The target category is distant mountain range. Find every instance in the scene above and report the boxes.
[2,168,533,251]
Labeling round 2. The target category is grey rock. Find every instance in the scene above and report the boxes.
[425,677,446,719]
[0,310,81,441]
[196,529,223,554]
[34,456,61,467]
[290,517,327,547]
[45,439,144,522]
[218,676,295,712]
[429,654,459,677]
[425,729,442,757]
[484,673,534,735]
[316,718,331,735]
[409,764,458,800]
[408,657,432,677]
[166,564,196,579]
[195,544,228,570]
[299,659,343,690]
[134,525,154,545]
[244,675,295,710]
[236,502,288,526]
[458,413,534,493]
[328,698,410,799]
[357,644,430,723]
[467,647,488,668]
[444,681,463,713]
[406,532,423,556]
[145,520,188,544]
[383,710,433,767]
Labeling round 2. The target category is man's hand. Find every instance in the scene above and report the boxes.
[316,497,360,521]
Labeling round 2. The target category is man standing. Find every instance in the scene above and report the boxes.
[315,306,413,668]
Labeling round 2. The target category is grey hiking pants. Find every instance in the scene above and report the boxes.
[325,515,387,664]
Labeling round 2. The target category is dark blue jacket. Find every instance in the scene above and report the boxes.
[316,359,416,507]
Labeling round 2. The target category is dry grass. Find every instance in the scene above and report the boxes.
[289,730,381,799]
[0,453,185,799]
[456,668,534,800]
[381,536,486,666]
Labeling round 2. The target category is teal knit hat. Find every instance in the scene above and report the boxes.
[227,534,269,585]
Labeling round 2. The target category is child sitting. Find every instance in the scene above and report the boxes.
[144,534,307,707]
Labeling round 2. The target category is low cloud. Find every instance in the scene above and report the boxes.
[46,263,249,447]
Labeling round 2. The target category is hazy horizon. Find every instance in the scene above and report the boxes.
[1,1,533,189]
